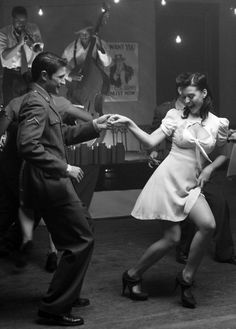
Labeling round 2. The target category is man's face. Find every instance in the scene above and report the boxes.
[79,31,91,48]
[45,67,66,95]
[12,14,27,34]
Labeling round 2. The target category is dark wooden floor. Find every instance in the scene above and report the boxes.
[1,175,236,329]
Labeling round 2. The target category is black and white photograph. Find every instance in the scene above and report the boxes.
[0,0,236,328]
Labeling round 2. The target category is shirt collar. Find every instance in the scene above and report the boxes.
[30,83,51,103]
[29,83,60,119]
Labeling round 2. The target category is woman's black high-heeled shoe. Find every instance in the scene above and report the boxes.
[175,271,196,308]
[122,270,148,301]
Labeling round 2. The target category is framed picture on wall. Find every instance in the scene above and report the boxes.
[105,42,139,102]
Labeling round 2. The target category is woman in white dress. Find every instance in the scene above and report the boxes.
[110,73,229,308]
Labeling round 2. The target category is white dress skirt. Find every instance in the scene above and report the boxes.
[131,109,229,222]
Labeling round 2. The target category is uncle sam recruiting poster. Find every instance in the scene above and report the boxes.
[105,42,139,102]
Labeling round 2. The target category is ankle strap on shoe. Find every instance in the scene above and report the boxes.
[123,271,142,284]
[177,272,194,287]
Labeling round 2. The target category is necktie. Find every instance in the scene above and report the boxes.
[20,45,28,75]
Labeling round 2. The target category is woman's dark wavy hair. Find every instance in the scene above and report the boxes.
[181,72,213,122]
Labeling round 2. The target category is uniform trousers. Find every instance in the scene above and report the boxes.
[39,199,94,315]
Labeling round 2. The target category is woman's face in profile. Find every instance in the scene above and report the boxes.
[181,86,207,115]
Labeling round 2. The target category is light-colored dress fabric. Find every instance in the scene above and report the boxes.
[131,108,229,222]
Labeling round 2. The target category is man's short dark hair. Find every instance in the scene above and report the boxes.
[175,72,192,89]
[31,52,67,82]
[12,6,28,18]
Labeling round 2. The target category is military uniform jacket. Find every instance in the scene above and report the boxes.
[17,83,99,208]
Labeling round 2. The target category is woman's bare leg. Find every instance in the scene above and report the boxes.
[183,195,215,283]
[128,221,181,278]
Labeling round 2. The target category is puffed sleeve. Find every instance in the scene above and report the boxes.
[160,108,178,137]
[216,118,229,146]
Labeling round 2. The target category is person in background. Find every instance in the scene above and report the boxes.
[62,24,112,237]
[110,73,229,309]
[0,6,44,106]
[150,73,236,266]
[62,25,112,117]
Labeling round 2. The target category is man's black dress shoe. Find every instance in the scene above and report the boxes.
[72,297,90,307]
[215,255,236,265]
[176,251,188,265]
[37,310,84,326]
